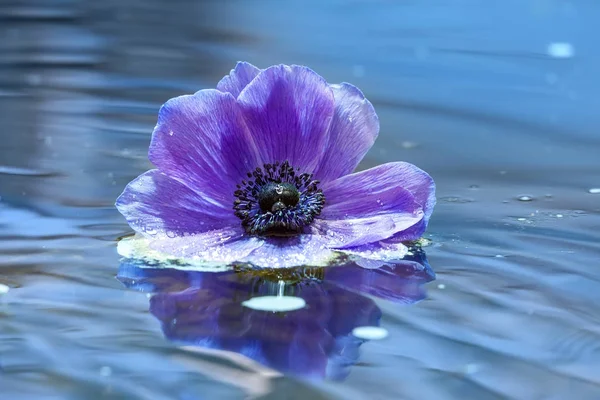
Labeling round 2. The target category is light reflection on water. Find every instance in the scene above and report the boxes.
[1,0,600,399]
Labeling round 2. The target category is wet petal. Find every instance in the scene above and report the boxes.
[116,170,238,236]
[243,234,341,268]
[389,161,436,224]
[314,164,425,248]
[237,65,335,172]
[340,240,409,264]
[117,230,264,267]
[148,89,262,204]
[313,83,379,182]
[362,162,435,243]
[216,61,261,98]
[147,228,263,264]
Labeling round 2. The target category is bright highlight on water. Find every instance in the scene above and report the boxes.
[242,295,307,312]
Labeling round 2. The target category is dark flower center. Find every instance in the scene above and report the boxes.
[258,182,300,212]
[233,161,325,236]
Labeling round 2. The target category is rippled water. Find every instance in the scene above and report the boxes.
[2,1,600,399]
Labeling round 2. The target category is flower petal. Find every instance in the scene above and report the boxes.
[148,89,262,204]
[367,162,436,243]
[216,61,261,98]
[314,163,426,248]
[390,161,436,223]
[146,227,264,265]
[116,169,237,236]
[313,83,379,182]
[242,234,341,269]
[237,65,335,172]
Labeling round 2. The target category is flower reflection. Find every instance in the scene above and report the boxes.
[118,252,434,380]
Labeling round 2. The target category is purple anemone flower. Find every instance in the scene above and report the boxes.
[116,62,435,268]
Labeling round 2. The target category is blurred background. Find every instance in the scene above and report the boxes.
[1,0,600,399]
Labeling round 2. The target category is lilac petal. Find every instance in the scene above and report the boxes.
[313,83,379,182]
[389,161,436,224]
[216,61,261,98]
[363,162,435,243]
[237,65,335,172]
[243,234,340,269]
[148,89,262,204]
[314,164,425,248]
[340,241,409,266]
[116,169,238,236]
[147,228,264,264]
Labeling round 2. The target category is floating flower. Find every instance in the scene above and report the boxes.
[116,62,435,268]
[117,252,434,380]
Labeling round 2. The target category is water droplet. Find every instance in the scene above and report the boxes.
[464,363,480,375]
[0,283,10,294]
[441,196,473,204]
[144,227,158,235]
[517,217,527,221]
[352,326,388,340]
[168,130,174,136]
[518,195,533,202]
[275,184,283,195]
[588,188,600,194]
[437,283,446,289]
[556,214,563,218]
[547,42,574,59]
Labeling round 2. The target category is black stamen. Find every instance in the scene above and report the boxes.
[233,160,325,236]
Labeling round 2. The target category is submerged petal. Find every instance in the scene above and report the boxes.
[237,65,335,172]
[115,170,237,236]
[216,61,261,98]
[313,83,379,182]
[149,89,262,204]
[314,164,425,248]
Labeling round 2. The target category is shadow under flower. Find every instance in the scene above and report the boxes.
[117,251,434,381]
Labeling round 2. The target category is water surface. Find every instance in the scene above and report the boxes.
[1,1,600,399]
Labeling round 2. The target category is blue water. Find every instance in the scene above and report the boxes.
[1,1,600,399]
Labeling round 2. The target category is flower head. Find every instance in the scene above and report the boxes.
[116,62,436,268]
